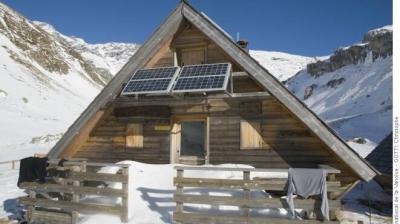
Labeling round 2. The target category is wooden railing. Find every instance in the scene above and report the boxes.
[0,159,19,169]
[0,154,61,170]
[173,166,341,224]
[18,160,130,224]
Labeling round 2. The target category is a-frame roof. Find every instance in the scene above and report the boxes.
[48,1,377,181]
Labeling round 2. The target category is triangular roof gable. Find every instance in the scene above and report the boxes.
[48,1,377,181]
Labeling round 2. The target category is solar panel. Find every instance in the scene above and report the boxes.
[179,63,230,77]
[132,67,178,80]
[174,76,226,90]
[173,63,231,93]
[121,66,180,95]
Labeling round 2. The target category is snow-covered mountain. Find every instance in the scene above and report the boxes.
[0,2,138,160]
[33,21,137,75]
[286,26,393,156]
[250,50,319,81]
[0,1,392,160]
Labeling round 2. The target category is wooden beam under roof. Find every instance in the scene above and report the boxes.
[113,92,271,107]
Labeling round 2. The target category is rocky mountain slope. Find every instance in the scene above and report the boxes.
[0,2,138,160]
[286,25,392,156]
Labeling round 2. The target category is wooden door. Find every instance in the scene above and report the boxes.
[179,48,205,66]
[170,115,209,164]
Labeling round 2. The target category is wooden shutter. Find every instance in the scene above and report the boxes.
[126,123,143,148]
[240,120,264,149]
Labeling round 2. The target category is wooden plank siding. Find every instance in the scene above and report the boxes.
[148,20,263,93]
[73,96,358,190]
[75,116,170,164]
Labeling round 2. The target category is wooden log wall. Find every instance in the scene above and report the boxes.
[151,21,244,71]
[207,98,357,186]
[73,95,358,188]
[147,20,263,93]
[74,116,170,164]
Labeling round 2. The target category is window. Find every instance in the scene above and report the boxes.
[240,120,264,149]
[126,123,143,148]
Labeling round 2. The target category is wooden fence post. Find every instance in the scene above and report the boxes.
[242,171,250,217]
[27,190,36,222]
[121,167,129,223]
[71,164,81,224]
[176,169,184,213]
[327,173,337,220]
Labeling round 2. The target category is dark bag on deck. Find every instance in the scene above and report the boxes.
[17,157,49,187]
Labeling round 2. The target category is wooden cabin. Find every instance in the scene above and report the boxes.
[47,1,377,197]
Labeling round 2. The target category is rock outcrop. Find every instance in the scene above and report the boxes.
[285,25,393,146]
[0,2,139,87]
[307,26,392,77]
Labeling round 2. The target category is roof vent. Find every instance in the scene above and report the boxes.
[237,39,249,53]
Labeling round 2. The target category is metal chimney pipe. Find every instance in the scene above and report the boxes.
[237,39,249,53]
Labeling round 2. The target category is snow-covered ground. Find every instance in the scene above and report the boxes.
[0,1,138,161]
[0,162,392,224]
[250,50,319,81]
[0,33,100,160]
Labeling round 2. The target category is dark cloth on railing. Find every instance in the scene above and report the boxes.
[58,158,68,167]
[286,168,329,220]
[17,157,49,187]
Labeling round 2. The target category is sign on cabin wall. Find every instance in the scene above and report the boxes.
[154,125,171,131]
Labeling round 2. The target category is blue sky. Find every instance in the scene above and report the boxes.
[2,0,392,56]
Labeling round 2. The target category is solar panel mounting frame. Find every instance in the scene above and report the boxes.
[172,63,232,93]
[120,66,181,96]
